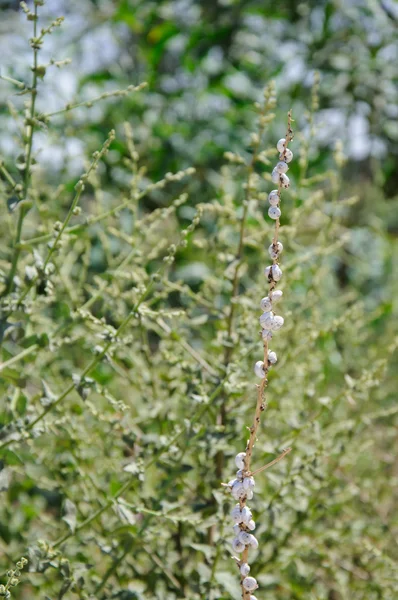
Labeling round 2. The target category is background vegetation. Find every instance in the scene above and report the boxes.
[0,1,397,599]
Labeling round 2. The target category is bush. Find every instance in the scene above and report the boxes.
[0,2,396,599]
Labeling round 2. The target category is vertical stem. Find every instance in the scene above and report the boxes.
[216,107,269,480]
[5,3,39,294]
[239,112,294,599]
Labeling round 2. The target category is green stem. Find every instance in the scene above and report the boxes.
[0,344,38,372]
[0,160,18,189]
[51,376,227,549]
[94,540,134,595]
[0,281,153,452]
[5,4,39,295]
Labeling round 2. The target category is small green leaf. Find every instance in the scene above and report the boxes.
[62,499,77,533]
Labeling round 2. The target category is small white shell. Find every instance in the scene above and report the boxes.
[233,523,241,535]
[268,350,277,365]
[272,264,283,281]
[283,148,293,163]
[247,519,256,531]
[238,531,253,545]
[254,360,266,379]
[276,138,286,153]
[271,289,283,303]
[280,173,290,188]
[268,190,279,206]
[261,329,273,341]
[275,161,288,174]
[240,563,251,577]
[243,576,258,591]
[236,469,244,479]
[259,311,274,329]
[260,296,272,312]
[232,538,245,553]
[249,534,259,549]
[268,206,281,220]
[268,241,283,259]
[231,505,242,523]
[241,506,252,524]
[235,452,246,470]
[225,479,235,492]
[250,597,258,600]
[271,167,280,184]
[243,476,255,490]
[232,481,246,500]
[246,489,254,500]
[271,315,284,331]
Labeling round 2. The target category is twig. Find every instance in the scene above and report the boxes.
[248,447,292,477]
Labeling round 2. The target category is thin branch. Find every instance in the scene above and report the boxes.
[4,3,39,295]
[248,447,292,477]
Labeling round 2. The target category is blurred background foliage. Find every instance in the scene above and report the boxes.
[0,1,397,599]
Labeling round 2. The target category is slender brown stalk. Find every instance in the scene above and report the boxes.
[216,85,277,480]
[224,111,294,599]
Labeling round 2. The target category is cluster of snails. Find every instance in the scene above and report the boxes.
[225,132,293,599]
[226,451,259,596]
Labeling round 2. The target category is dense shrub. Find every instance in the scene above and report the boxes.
[0,2,396,599]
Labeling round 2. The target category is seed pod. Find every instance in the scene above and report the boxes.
[243,476,255,490]
[235,452,246,470]
[243,576,258,591]
[268,241,283,259]
[276,138,286,152]
[247,519,256,531]
[238,530,253,545]
[271,315,284,331]
[280,173,290,188]
[268,190,279,206]
[254,360,266,379]
[268,206,281,220]
[240,563,250,577]
[249,534,259,549]
[232,537,245,553]
[275,161,288,173]
[268,350,277,365]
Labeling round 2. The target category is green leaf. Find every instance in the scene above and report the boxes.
[62,499,77,533]
[0,468,11,492]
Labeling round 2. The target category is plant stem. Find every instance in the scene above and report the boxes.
[239,111,294,600]
[249,447,292,477]
[0,344,38,372]
[0,208,202,451]
[215,101,270,481]
[5,3,39,295]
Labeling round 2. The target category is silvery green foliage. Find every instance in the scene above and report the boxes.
[0,4,396,600]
